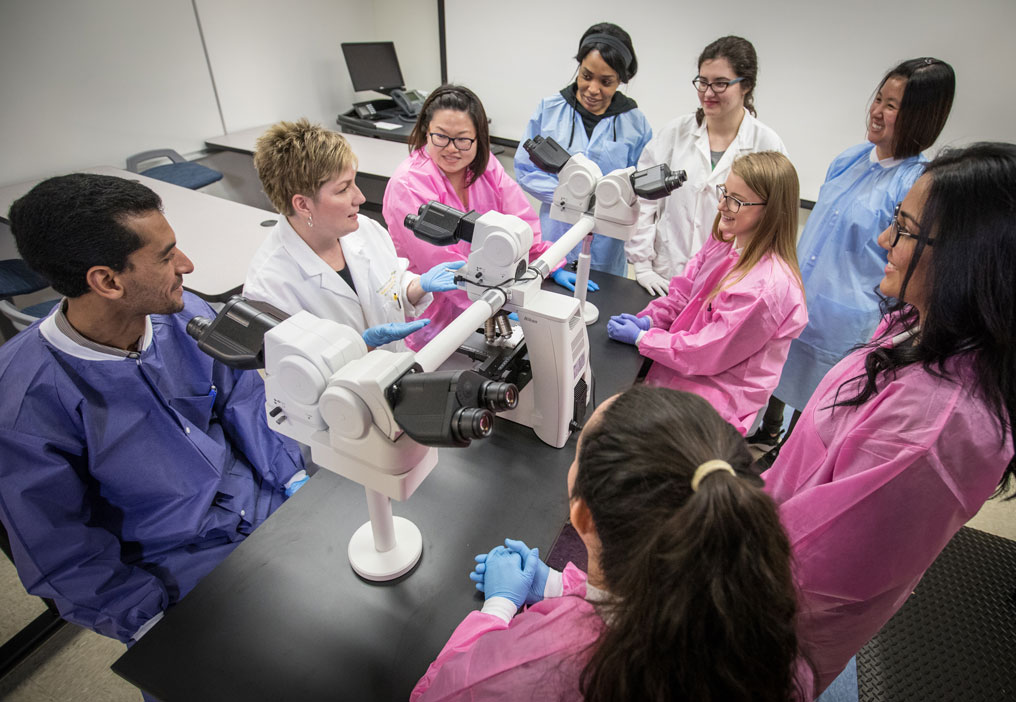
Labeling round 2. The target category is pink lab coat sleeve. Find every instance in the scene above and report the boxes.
[411,564,597,701]
[637,277,788,378]
[638,244,709,328]
[765,350,1012,697]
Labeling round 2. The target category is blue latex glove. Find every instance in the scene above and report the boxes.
[419,260,466,292]
[362,319,429,347]
[503,538,550,604]
[615,313,651,331]
[478,545,539,608]
[551,269,599,293]
[284,473,309,497]
[607,314,647,345]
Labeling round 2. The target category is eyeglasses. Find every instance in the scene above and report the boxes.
[889,203,934,247]
[428,132,477,151]
[716,184,765,213]
[692,76,746,94]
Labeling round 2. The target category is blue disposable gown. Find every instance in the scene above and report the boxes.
[774,143,925,410]
[0,293,304,642]
[514,91,652,276]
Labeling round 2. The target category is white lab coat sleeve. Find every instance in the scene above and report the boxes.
[400,268,432,317]
[626,129,670,265]
[242,267,307,319]
[513,102,561,206]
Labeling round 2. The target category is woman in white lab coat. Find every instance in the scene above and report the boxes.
[244,119,462,351]
[626,36,787,295]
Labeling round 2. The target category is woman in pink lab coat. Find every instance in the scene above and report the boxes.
[606,151,807,435]
[764,142,1016,699]
[412,386,807,702]
[383,85,571,350]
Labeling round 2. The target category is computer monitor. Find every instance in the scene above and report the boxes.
[342,42,405,94]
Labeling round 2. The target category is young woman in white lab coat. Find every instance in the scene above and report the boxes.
[244,119,462,351]
[626,36,787,295]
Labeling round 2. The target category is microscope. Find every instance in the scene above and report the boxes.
[185,137,683,583]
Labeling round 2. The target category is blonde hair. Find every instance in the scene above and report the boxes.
[708,151,802,301]
[253,119,356,216]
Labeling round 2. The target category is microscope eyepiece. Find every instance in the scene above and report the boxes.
[479,380,519,412]
[186,315,212,340]
[451,407,494,443]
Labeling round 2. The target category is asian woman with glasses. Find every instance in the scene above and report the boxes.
[763,142,1016,699]
[606,151,807,436]
[514,22,653,278]
[382,85,566,349]
[752,58,955,454]
[625,36,788,296]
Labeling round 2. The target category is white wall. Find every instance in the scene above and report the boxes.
[444,0,1016,201]
[0,0,222,186]
[0,0,435,188]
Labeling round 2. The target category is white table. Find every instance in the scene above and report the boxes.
[0,166,278,301]
[206,126,409,180]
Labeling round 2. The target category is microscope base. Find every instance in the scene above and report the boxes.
[348,516,423,581]
[580,301,599,325]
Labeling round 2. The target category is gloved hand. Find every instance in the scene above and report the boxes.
[470,539,549,605]
[362,319,429,347]
[633,260,669,297]
[607,314,649,345]
[284,471,309,497]
[551,269,599,293]
[419,260,466,292]
[503,538,550,604]
[478,545,539,608]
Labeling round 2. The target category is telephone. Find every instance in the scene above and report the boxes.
[391,89,426,118]
[354,103,380,120]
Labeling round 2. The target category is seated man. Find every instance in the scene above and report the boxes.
[0,173,306,643]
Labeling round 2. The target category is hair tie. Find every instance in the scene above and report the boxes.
[924,57,934,65]
[580,33,633,72]
[691,460,735,492]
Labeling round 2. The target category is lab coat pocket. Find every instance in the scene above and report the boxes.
[168,393,216,434]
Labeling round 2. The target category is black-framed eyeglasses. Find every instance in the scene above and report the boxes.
[428,132,476,151]
[890,203,933,247]
[716,184,765,213]
[692,76,746,94]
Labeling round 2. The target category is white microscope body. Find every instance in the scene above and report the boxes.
[185,137,683,584]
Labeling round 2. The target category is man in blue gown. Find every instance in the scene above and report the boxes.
[0,174,306,643]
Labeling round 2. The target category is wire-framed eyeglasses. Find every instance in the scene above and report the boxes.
[428,132,477,151]
[716,184,766,213]
[890,203,934,247]
[692,76,746,94]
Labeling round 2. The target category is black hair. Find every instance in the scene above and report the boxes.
[408,84,490,188]
[695,36,758,126]
[834,142,1016,497]
[878,58,955,159]
[575,22,638,83]
[7,173,162,298]
[574,386,803,701]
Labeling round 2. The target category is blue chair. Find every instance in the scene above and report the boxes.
[0,259,59,334]
[125,149,223,190]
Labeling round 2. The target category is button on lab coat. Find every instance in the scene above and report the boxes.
[626,110,787,279]
[243,216,430,352]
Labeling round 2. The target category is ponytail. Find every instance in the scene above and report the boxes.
[573,387,803,701]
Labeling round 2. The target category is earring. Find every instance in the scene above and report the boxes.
[307,216,313,228]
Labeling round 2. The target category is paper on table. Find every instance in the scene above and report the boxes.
[374,122,401,131]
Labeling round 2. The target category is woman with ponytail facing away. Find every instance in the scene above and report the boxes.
[411,386,806,701]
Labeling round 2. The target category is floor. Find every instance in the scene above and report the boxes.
[1,146,1014,700]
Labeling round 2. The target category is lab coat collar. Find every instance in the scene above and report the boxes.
[694,108,756,166]
[869,146,904,169]
[41,299,154,361]
[276,217,359,301]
